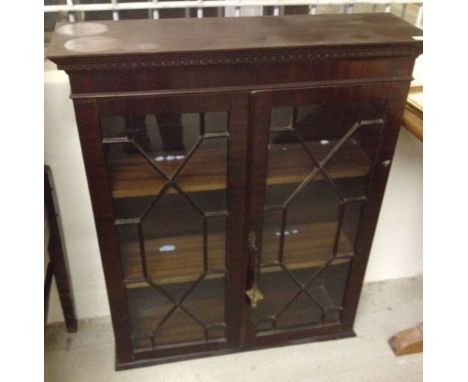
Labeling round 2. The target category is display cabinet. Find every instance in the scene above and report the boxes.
[47,13,422,369]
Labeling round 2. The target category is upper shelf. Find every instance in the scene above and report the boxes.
[109,138,370,199]
[46,14,422,68]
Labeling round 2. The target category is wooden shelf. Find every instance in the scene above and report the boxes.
[109,138,369,199]
[122,232,225,287]
[123,221,352,288]
[261,222,352,271]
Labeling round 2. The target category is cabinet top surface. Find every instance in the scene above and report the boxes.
[47,13,422,62]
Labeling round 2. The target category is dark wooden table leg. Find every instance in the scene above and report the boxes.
[45,166,78,333]
[44,261,54,328]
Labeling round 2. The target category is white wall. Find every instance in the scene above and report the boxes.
[45,67,110,322]
[44,66,422,323]
[364,127,423,281]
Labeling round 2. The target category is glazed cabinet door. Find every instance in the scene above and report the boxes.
[244,82,409,347]
[73,92,249,366]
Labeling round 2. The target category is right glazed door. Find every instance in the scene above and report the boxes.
[244,82,408,346]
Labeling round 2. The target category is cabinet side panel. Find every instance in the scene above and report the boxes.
[340,88,411,331]
[72,99,134,364]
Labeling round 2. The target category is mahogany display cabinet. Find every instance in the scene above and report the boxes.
[47,13,422,369]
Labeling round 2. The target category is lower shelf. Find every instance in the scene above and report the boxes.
[125,261,351,353]
[255,261,350,332]
[121,221,353,287]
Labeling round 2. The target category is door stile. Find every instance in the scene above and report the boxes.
[224,93,253,348]
[241,91,273,347]
[72,98,135,365]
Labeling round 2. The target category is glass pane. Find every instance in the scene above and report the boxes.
[306,260,351,325]
[266,130,315,206]
[261,209,282,267]
[204,112,228,134]
[282,180,340,268]
[142,191,204,285]
[113,196,154,221]
[257,271,299,328]
[256,99,385,332]
[183,278,226,339]
[101,108,229,351]
[178,137,227,210]
[207,216,227,273]
[338,197,364,256]
[275,291,322,329]
[100,116,126,139]
[104,142,167,199]
[117,224,143,281]
[127,286,172,350]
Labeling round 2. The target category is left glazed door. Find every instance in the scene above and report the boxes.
[74,92,250,363]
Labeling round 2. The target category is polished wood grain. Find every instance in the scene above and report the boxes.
[221,96,250,349]
[47,13,422,369]
[47,14,422,61]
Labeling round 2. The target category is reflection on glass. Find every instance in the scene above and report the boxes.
[257,101,385,333]
[101,111,228,350]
